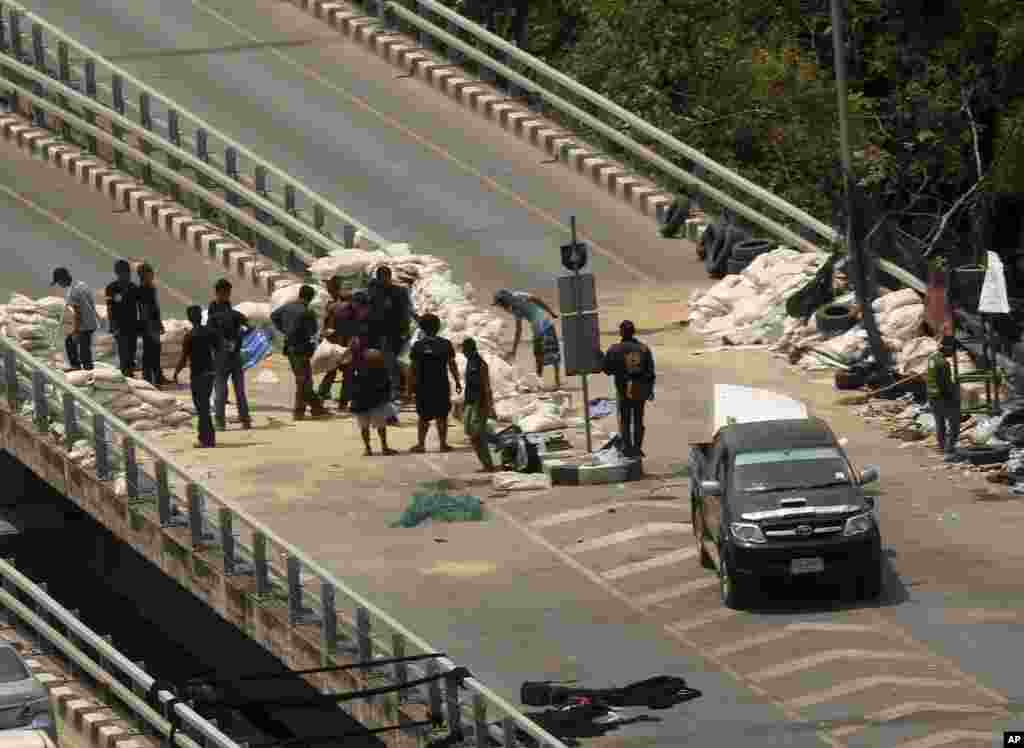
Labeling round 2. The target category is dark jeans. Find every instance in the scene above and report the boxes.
[288,352,322,416]
[618,397,647,456]
[141,334,162,384]
[215,354,250,425]
[191,371,216,447]
[932,398,961,455]
[378,335,402,399]
[115,333,138,376]
[64,330,94,370]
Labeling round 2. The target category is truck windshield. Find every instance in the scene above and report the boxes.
[733,447,852,492]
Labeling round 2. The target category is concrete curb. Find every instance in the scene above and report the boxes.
[0,111,304,299]
[287,0,676,223]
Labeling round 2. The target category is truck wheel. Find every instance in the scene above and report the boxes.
[719,552,746,610]
[858,566,883,601]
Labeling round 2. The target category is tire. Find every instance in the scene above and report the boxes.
[730,238,773,263]
[815,303,857,335]
[707,225,744,278]
[834,369,867,390]
[718,549,747,610]
[857,565,883,601]
[955,444,1012,466]
[726,257,749,276]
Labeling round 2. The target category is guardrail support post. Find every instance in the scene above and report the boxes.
[391,633,407,701]
[286,555,302,624]
[35,581,48,654]
[57,41,70,82]
[502,716,517,747]
[111,74,125,168]
[82,58,98,153]
[138,93,154,184]
[93,412,111,480]
[473,693,488,748]
[425,659,443,724]
[355,605,371,662]
[187,482,210,547]
[253,531,269,596]
[123,437,138,500]
[284,184,296,215]
[30,22,42,69]
[166,109,181,199]
[445,671,463,736]
[62,391,78,448]
[196,127,209,162]
[320,581,337,657]
[4,348,17,410]
[445,19,462,64]
[157,460,184,526]
[9,10,22,61]
[219,507,236,574]
[415,2,430,50]
[343,223,356,249]
[31,369,47,433]
[0,7,8,52]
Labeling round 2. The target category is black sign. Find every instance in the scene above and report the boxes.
[1006,732,1023,747]
[561,241,589,272]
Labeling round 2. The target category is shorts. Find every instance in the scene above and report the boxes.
[533,322,561,366]
[355,401,398,429]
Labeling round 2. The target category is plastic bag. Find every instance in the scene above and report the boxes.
[972,414,1006,445]
[241,329,274,371]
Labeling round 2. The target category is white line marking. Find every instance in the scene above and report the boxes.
[747,650,932,683]
[710,623,886,658]
[785,677,964,710]
[668,608,739,633]
[829,703,1010,739]
[600,547,698,581]
[891,730,1000,748]
[531,500,689,529]
[633,576,717,607]
[565,522,690,554]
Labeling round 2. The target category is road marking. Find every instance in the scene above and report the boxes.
[710,622,887,658]
[891,730,1001,748]
[747,649,932,683]
[633,576,717,607]
[785,677,965,710]
[530,500,688,529]
[0,181,193,307]
[565,522,690,554]
[943,608,1024,624]
[186,0,656,284]
[829,703,1011,740]
[667,608,739,633]
[600,547,698,581]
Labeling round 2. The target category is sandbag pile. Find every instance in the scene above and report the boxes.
[61,366,194,431]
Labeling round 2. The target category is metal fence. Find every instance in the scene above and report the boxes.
[1,341,569,748]
[0,0,394,273]
[0,557,240,748]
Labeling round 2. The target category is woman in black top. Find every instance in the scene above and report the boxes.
[137,263,167,386]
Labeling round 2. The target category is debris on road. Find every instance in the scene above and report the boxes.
[390,483,485,527]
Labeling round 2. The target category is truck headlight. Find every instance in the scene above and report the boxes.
[843,512,874,537]
[730,522,766,544]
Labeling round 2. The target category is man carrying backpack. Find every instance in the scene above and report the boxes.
[599,320,656,458]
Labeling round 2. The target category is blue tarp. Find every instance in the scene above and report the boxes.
[241,329,273,371]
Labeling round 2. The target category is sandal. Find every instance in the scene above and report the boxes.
[409,445,426,454]
[363,448,373,456]
[439,445,454,453]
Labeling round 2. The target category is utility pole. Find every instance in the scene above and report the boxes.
[830,0,891,370]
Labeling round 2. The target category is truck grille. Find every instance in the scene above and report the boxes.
[762,517,844,540]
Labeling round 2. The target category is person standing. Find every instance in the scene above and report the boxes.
[173,306,222,449]
[461,337,496,472]
[105,260,140,377]
[207,278,252,430]
[271,285,329,421]
[350,349,397,456]
[408,313,461,453]
[367,266,413,400]
[599,320,656,458]
[927,335,963,463]
[137,263,167,386]
[493,289,562,388]
[317,277,355,408]
[52,267,98,371]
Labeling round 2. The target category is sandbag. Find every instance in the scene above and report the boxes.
[109,393,140,410]
[36,297,67,318]
[492,472,551,491]
[64,370,93,387]
[133,388,178,410]
[873,288,921,314]
[270,283,328,315]
[311,341,348,375]
[234,301,272,327]
[308,249,386,281]
[119,405,159,421]
[517,404,566,433]
[160,411,193,427]
[130,419,161,432]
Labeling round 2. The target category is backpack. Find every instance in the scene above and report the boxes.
[623,347,651,401]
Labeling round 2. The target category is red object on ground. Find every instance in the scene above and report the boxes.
[926,270,953,336]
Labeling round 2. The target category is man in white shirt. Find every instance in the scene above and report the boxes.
[52,267,98,371]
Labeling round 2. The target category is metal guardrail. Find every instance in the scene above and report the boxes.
[336,0,924,290]
[0,557,239,748]
[1,343,569,748]
[0,0,392,266]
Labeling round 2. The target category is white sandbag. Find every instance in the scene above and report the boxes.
[64,370,93,387]
[133,388,179,410]
[234,301,272,327]
[270,283,328,315]
[130,419,161,432]
[308,249,386,281]
[119,405,159,421]
[36,297,67,318]
[518,405,566,433]
[8,323,49,340]
[730,295,776,327]
[160,411,193,427]
[127,377,156,391]
[898,336,938,375]
[820,328,868,359]
[109,393,140,410]
[873,288,921,314]
[878,304,924,341]
[311,341,348,375]
[492,472,551,491]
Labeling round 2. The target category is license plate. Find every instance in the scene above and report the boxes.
[790,557,824,575]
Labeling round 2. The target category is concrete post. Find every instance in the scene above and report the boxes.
[426,659,443,724]
[473,693,488,748]
[391,633,407,701]
[502,717,517,747]
[343,223,356,249]
[123,438,138,500]
[187,483,204,548]
[253,531,269,596]
[320,581,337,658]
[31,369,47,433]
[287,555,302,625]
[62,392,78,448]
[356,606,371,663]
[93,412,110,480]
[30,23,42,69]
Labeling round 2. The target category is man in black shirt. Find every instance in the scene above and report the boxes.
[408,313,461,453]
[173,306,222,449]
[271,285,329,421]
[599,320,656,458]
[137,263,167,386]
[207,279,252,430]
[367,266,413,401]
[105,260,140,377]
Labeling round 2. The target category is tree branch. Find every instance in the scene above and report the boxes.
[961,86,984,181]
[921,178,985,258]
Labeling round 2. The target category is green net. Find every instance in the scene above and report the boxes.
[390,482,485,528]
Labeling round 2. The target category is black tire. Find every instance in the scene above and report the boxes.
[698,223,719,262]
[815,303,857,335]
[834,369,867,390]
[857,565,883,601]
[718,549,747,610]
[726,257,749,276]
[730,238,773,263]
[955,444,1012,466]
[707,225,744,278]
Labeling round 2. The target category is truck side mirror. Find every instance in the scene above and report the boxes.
[700,480,722,496]
[860,466,880,485]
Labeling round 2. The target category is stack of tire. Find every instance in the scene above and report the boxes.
[699,223,774,279]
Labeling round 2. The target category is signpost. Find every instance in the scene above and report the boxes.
[558,216,601,454]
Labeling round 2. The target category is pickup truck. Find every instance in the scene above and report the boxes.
[689,387,882,610]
